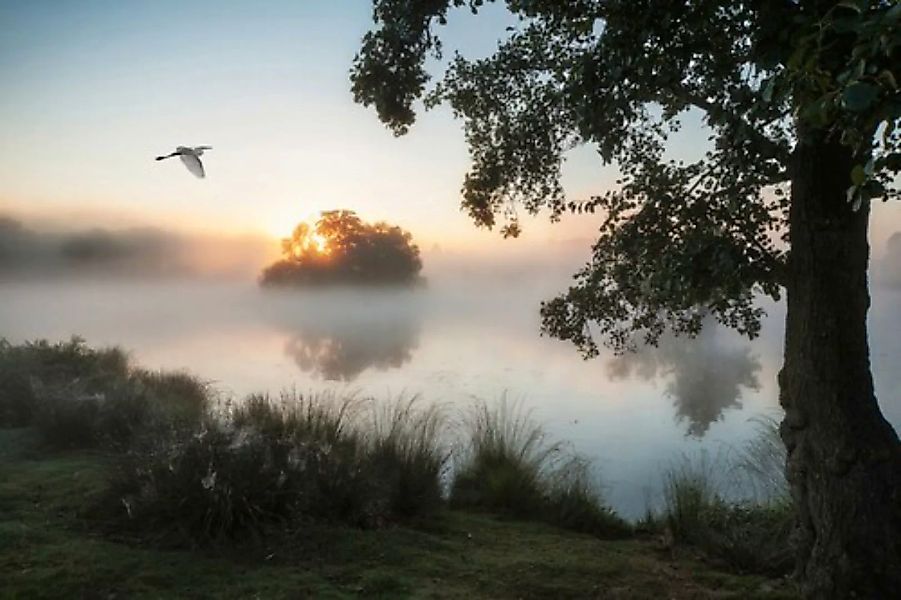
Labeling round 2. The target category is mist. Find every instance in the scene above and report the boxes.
[1,219,900,519]
[0,215,276,280]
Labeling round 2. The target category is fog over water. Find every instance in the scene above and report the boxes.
[2,218,900,518]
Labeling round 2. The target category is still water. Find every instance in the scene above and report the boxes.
[2,277,899,518]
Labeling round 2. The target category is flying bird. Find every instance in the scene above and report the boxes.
[155,146,212,178]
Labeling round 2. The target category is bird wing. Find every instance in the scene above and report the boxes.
[179,153,205,178]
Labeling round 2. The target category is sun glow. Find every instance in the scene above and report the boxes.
[287,223,333,259]
[311,233,330,254]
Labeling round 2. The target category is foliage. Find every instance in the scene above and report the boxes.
[0,337,130,428]
[772,1,901,208]
[0,337,210,450]
[1,428,798,600]
[260,210,423,287]
[364,396,450,518]
[451,399,629,538]
[731,415,789,502]
[351,1,899,353]
[111,392,450,542]
[663,453,794,576]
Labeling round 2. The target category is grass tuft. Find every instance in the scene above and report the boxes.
[451,399,629,538]
[662,448,793,575]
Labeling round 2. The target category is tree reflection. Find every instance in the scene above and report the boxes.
[284,316,419,381]
[266,291,422,382]
[607,328,761,437]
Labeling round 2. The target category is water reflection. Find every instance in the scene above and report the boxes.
[607,327,762,437]
[283,316,419,381]
[263,289,422,381]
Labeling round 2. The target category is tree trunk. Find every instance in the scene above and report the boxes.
[780,135,901,598]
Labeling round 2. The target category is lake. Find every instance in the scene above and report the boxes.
[2,277,899,518]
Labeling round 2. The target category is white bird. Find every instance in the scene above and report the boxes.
[155,146,212,178]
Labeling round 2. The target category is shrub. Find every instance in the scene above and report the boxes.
[451,399,628,538]
[113,419,369,541]
[132,369,210,431]
[111,392,450,542]
[0,337,129,427]
[0,338,210,450]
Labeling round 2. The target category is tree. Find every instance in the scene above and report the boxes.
[260,210,423,286]
[351,1,900,596]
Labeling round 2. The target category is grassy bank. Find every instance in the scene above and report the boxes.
[0,338,799,598]
[1,428,797,599]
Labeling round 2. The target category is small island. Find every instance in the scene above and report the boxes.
[260,210,423,287]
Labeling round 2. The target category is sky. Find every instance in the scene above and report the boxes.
[2,0,900,258]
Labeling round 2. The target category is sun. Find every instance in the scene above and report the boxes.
[310,233,330,254]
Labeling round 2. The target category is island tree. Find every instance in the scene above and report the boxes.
[351,1,900,596]
[260,210,423,286]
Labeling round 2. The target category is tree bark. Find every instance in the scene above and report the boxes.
[780,135,901,598]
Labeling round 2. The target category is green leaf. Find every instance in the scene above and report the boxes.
[851,164,866,186]
[841,82,879,112]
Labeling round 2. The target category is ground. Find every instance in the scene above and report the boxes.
[0,429,797,599]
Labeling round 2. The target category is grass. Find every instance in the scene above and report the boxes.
[1,428,799,599]
[364,396,449,519]
[107,392,450,542]
[0,338,799,597]
[660,448,794,576]
[731,415,789,502]
[451,399,630,539]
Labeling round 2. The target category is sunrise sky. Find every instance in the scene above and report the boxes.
[2,0,900,257]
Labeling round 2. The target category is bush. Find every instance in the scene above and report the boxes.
[110,393,450,542]
[451,399,628,538]
[132,369,210,431]
[0,337,129,427]
[0,338,210,450]
[30,371,211,451]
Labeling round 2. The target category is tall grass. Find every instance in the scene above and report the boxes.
[661,428,794,575]
[111,392,451,542]
[451,400,560,515]
[731,415,788,502]
[364,396,449,519]
[451,399,629,538]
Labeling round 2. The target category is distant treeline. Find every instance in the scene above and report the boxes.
[0,215,272,279]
